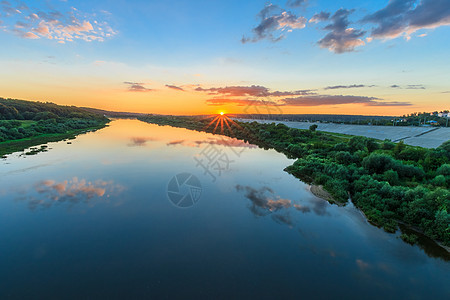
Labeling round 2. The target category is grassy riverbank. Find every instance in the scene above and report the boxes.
[138,114,450,248]
[0,98,109,156]
[0,124,107,157]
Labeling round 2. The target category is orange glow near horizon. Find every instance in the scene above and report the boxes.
[0,74,448,117]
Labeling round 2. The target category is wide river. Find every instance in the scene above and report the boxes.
[0,119,449,299]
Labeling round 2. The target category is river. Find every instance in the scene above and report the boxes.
[0,119,448,299]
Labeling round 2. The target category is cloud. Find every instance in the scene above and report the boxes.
[0,3,116,42]
[310,11,330,23]
[390,84,426,89]
[242,4,306,43]
[362,0,450,40]
[406,84,426,90]
[206,98,280,107]
[124,82,153,92]
[324,84,372,90]
[1,1,20,15]
[14,30,39,39]
[365,101,411,106]
[318,9,366,53]
[197,84,410,107]
[281,95,411,106]
[287,0,308,8]
[196,85,315,97]
[165,84,184,91]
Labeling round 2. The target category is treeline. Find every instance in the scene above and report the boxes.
[139,115,450,247]
[233,112,449,127]
[0,98,109,144]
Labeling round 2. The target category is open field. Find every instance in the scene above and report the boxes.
[236,119,450,148]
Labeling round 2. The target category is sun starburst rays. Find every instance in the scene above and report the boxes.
[202,113,241,135]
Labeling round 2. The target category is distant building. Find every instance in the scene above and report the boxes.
[438,113,449,118]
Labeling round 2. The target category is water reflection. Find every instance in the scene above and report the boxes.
[236,184,330,219]
[167,136,257,149]
[128,137,157,147]
[17,177,125,210]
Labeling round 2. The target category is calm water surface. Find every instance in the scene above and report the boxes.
[0,119,449,299]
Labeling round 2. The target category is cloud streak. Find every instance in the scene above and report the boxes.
[196,85,315,97]
[195,84,411,107]
[166,84,184,91]
[124,82,153,92]
[324,84,373,90]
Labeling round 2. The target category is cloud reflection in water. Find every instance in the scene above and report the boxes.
[19,177,125,210]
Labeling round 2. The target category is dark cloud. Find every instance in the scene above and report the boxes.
[365,101,412,106]
[281,95,411,106]
[310,11,330,23]
[206,98,280,107]
[406,84,426,90]
[165,84,184,91]
[124,82,153,92]
[282,95,377,106]
[15,21,30,28]
[324,84,371,90]
[198,84,411,107]
[318,9,366,53]
[1,0,20,15]
[196,85,315,97]
[287,0,308,8]
[242,4,306,43]
[362,0,450,40]
[390,84,425,89]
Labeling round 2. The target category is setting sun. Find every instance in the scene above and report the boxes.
[220,112,224,116]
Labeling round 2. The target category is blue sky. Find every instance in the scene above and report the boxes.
[0,0,449,115]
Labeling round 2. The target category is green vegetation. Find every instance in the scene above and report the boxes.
[0,98,109,156]
[139,114,450,247]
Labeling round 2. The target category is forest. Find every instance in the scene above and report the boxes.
[0,98,109,155]
[139,114,450,247]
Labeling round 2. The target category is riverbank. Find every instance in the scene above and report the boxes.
[0,124,108,157]
[235,119,450,149]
